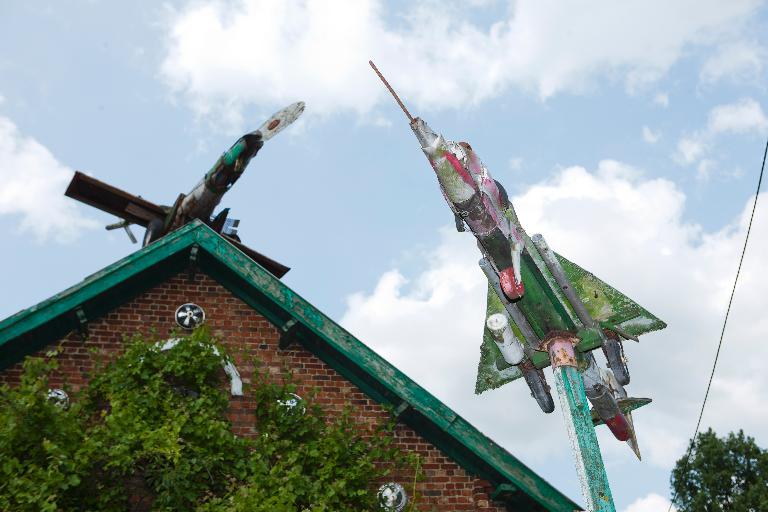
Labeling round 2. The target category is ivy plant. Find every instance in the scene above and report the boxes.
[0,328,421,511]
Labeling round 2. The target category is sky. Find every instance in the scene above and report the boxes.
[1,1,767,510]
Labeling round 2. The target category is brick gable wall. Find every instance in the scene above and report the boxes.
[0,273,511,511]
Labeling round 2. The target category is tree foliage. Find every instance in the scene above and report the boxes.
[0,328,419,511]
[671,428,768,511]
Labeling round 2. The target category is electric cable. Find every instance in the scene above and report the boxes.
[667,134,767,511]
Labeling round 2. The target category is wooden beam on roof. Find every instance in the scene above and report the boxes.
[65,171,166,226]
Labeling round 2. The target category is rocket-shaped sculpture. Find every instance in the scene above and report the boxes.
[369,60,666,472]
[65,101,305,278]
[149,102,306,245]
[410,119,526,301]
[369,60,525,301]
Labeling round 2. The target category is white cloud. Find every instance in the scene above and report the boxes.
[642,125,661,144]
[708,98,768,134]
[723,167,746,181]
[675,98,768,169]
[161,0,760,121]
[0,116,96,242]
[341,160,768,501]
[509,157,523,171]
[676,136,705,165]
[696,159,716,182]
[654,92,670,108]
[700,41,765,84]
[623,493,676,512]
[639,424,688,469]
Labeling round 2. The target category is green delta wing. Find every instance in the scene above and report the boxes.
[475,253,666,394]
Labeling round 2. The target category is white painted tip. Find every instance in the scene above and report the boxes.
[258,101,306,141]
[487,313,525,365]
[486,313,508,332]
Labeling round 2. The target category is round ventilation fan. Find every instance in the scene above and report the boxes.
[175,303,205,329]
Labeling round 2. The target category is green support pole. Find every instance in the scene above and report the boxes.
[545,334,615,512]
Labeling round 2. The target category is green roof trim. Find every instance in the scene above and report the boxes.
[0,221,580,511]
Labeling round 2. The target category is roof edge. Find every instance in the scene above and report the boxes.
[0,220,580,511]
[193,224,580,511]
[0,221,200,346]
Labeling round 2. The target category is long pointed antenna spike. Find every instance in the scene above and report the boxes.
[369,60,413,122]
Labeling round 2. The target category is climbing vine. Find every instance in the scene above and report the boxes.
[0,328,420,511]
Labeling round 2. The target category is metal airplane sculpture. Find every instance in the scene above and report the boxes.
[65,102,305,278]
[370,61,666,475]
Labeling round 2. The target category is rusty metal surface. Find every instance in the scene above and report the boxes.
[369,60,413,121]
[65,171,165,227]
[541,332,580,369]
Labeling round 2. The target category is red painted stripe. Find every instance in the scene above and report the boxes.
[442,152,476,188]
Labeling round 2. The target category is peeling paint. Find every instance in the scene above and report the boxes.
[555,365,615,511]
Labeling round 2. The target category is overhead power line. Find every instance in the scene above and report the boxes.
[667,134,767,512]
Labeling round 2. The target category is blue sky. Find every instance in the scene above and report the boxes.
[2,1,768,510]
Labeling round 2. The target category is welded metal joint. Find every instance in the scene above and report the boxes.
[540,331,579,369]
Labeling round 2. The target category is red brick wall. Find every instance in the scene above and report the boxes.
[0,273,510,511]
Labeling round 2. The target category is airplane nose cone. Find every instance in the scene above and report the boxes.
[257,101,306,141]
